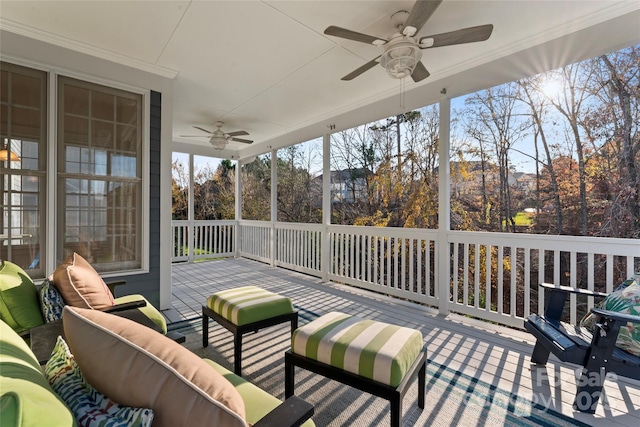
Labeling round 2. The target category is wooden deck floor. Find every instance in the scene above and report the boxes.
[167,257,640,427]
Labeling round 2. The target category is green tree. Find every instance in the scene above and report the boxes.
[241,155,271,221]
[171,159,189,220]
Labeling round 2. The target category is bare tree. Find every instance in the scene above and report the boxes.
[545,64,596,235]
[589,48,640,237]
[331,126,378,224]
[517,76,564,233]
[242,155,271,221]
[464,83,529,231]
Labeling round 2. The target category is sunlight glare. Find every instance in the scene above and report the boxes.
[540,75,563,99]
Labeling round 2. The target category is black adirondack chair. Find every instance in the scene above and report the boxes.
[524,283,640,413]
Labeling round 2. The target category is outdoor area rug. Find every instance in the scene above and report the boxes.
[169,312,589,427]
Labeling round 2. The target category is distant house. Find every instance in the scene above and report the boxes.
[448,161,527,196]
[312,168,372,204]
[513,172,537,192]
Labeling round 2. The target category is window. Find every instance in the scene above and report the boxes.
[0,62,47,277]
[58,76,143,272]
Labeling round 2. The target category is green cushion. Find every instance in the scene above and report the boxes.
[0,261,44,334]
[292,312,424,387]
[204,359,314,427]
[0,319,76,426]
[206,286,293,327]
[114,294,168,334]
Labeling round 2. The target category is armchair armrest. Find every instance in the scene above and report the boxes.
[591,308,640,325]
[103,299,147,313]
[538,283,608,325]
[252,396,314,427]
[539,283,608,298]
[586,308,640,355]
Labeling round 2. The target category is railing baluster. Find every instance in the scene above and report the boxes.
[570,250,577,324]
[417,239,422,296]
[553,250,560,285]
[510,246,517,318]
[373,235,378,285]
[463,243,469,306]
[453,243,459,304]
[474,243,480,310]
[486,245,492,314]
[409,238,414,294]
[524,247,530,318]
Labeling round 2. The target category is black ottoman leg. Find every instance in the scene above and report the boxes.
[285,352,295,398]
[390,395,401,427]
[418,359,426,409]
[202,310,209,348]
[291,313,298,335]
[234,331,243,376]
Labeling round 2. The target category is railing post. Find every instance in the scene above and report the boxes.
[188,153,195,263]
[235,159,243,257]
[270,148,277,267]
[322,132,331,283]
[437,98,451,315]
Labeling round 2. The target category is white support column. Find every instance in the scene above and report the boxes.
[188,153,195,263]
[322,133,331,283]
[235,158,243,257]
[270,148,277,267]
[437,98,451,315]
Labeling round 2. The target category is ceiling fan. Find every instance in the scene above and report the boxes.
[324,0,493,82]
[181,121,253,150]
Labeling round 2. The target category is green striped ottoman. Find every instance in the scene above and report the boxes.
[285,312,426,427]
[202,286,298,376]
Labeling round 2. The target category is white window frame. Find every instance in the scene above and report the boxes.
[2,56,150,278]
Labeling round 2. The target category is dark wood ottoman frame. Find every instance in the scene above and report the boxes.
[284,345,427,427]
[202,305,298,376]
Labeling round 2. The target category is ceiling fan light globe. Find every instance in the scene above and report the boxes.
[380,43,422,79]
[209,135,227,150]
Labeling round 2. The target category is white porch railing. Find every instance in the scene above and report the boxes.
[171,220,235,262]
[238,220,273,264]
[448,231,639,328]
[327,225,439,307]
[172,220,639,329]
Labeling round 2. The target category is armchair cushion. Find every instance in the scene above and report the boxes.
[45,336,155,427]
[0,319,74,426]
[52,253,115,310]
[0,260,44,334]
[581,279,640,357]
[62,306,247,427]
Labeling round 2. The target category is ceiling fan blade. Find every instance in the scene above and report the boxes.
[193,126,212,134]
[402,0,443,36]
[227,130,249,137]
[419,24,493,48]
[341,56,381,81]
[230,137,253,144]
[324,26,386,45]
[411,62,430,82]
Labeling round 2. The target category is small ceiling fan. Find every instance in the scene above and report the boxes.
[181,121,253,150]
[324,0,493,82]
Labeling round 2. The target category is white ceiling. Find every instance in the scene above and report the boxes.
[1,1,639,160]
